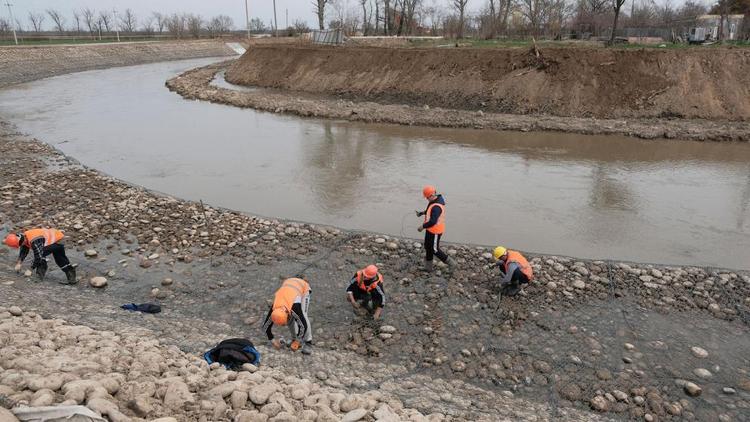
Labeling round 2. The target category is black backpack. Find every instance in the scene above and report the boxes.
[203,338,261,370]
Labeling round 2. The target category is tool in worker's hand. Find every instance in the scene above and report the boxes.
[290,340,301,351]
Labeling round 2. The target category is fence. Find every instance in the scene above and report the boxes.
[312,29,345,45]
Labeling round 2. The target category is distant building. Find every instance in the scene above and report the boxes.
[694,15,745,41]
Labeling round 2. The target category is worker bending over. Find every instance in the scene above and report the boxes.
[493,246,534,296]
[261,277,313,355]
[4,228,76,283]
[417,185,454,271]
[346,265,385,320]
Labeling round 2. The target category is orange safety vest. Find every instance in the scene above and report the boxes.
[22,228,64,248]
[272,278,310,311]
[505,250,533,281]
[424,203,445,234]
[356,271,383,293]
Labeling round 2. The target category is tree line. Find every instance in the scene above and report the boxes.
[0,9,235,38]
[316,0,749,40]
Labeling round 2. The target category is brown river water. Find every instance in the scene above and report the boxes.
[1,58,749,269]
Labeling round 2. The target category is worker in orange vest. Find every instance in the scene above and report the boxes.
[416,185,455,272]
[261,277,313,355]
[3,228,76,283]
[493,246,534,296]
[346,264,385,320]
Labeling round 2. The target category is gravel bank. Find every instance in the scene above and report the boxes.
[0,40,235,89]
[166,62,750,142]
[1,119,749,421]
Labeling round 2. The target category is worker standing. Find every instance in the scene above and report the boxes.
[3,228,76,283]
[493,246,534,296]
[261,277,313,355]
[416,185,454,271]
[346,264,385,320]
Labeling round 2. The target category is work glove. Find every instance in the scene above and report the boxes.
[271,338,282,350]
[290,340,301,351]
[415,210,425,217]
[417,226,424,233]
[14,262,21,273]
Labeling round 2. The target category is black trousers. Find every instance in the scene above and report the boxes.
[42,243,71,269]
[506,267,530,286]
[424,231,448,263]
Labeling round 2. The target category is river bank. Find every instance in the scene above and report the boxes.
[0,40,235,89]
[168,62,750,142]
[1,119,749,421]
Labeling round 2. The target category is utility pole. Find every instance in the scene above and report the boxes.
[272,0,278,37]
[285,9,288,29]
[4,2,18,45]
[244,0,250,38]
[113,9,120,41]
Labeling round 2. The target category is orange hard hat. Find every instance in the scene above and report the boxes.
[422,185,436,198]
[363,264,378,279]
[271,308,289,326]
[3,234,19,248]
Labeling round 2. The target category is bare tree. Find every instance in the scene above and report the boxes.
[46,9,66,34]
[186,14,203,38]
[167,13,187,37]
[119,9,137,33]
[72,10,82,34]
[98,10,112,32]
[249,17,267,32]
[610,0,627,43]
[141,16,155,35]
[361,0,370,34]
[206,15,234,36]
[314,0,328,29]
[293,19,311,32]
[28,12,45,32]
[0,17,10,34]
[82,8,96,35]
[152,12,167,33]
[452,0,469,37]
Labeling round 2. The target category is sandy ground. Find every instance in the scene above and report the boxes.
[168,62,750,142]
[0,44,749,422]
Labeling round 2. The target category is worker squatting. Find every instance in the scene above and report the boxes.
[3,185,533,356]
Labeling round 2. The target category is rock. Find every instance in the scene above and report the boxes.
[572,280,586,289]
[315,371,328,381]
[684,382,702,397]
[231,390,248,410]
[341,408,368,422]
[595,369,612,381]
[249,384,275,405]
[30,389,55,406]
[164,380,194,410]
[546,282,557,290]
[722,387,736,395]
[9,306,22,316]
[590,395,609,412]
[24,269,32,277]
[379,325,396,333]
[0,408,19,422]
[693,368,712,378]
[242,363,258,373]
[690,346,708,358]
[373,404,400,422]
[161,278,173,286]
[612,390,628,402]
[450,361,466,372]
[85,249,98,257]
[260,402,281,417]
[151,419,179,422]
[560,384,582,401]
[89,276,107,287]
[533,360,552,373]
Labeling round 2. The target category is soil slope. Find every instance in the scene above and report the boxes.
[0,40,235,88]
[225,46,750,121]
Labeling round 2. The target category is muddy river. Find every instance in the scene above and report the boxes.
[1,58,749,269]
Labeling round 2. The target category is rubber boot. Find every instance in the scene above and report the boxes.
[424,260,434,272]
[35,260,48,281]
[446,256,457,267]
[503,280,521,297]
[301,341,313,355]
[62,266,77,284]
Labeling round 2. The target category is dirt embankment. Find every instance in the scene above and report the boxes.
[225,46,750,121]
[0,40,235,88]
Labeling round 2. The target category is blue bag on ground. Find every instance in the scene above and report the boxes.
[204,338,261,370]
[120,303,162,313]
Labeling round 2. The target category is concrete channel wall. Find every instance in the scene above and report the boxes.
[0,40,237,88]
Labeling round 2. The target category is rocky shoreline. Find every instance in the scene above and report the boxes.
[0,51,749,421]
[166,62,750,143]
